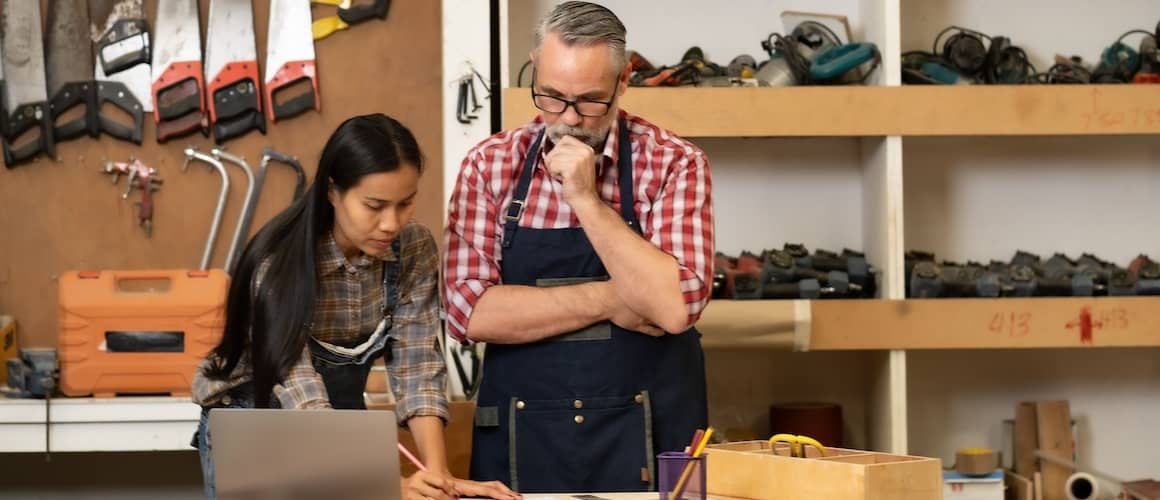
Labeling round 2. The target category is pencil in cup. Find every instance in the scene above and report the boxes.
[658,452,707,500]
[666,427,714,500]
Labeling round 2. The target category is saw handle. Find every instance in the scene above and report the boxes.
[97,19,151,76]
[156,111,209,143]
[156,78,203,122]
[96,81,144,144]
[3,103,55,168]
[50,81,100,141]
[211,78,262,123]
[213,110,266,144]
[338,0,391,23]
[270,79,317,122]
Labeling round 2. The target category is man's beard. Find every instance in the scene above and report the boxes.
[547,122,610,151]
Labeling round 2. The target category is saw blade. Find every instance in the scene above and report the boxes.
[90,0,152,112]
[2,0,50,115]
[266,0,315,85]
[153,0,202,75]
[206,0,259,82]
[46,0,95,97]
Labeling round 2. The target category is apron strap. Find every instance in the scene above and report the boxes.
[614,120,642,234]
[502,130,545,249]
[503,119,641,247]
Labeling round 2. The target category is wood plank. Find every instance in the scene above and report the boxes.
[1035,401,1073,500]
[696,299,799,349]
[1006,471,1033,500]
[807,296,1160,350]
[502,85,1160,137]
[1014,402,1039,479]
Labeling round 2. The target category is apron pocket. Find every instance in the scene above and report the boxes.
[512,393,653,493]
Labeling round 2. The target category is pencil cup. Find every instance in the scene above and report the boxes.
[658,451,707,500]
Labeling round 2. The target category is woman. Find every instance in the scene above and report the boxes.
[191,114,518,500]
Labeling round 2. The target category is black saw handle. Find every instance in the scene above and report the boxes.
[97,19,151,75]
[3,102,55,168]
[213,110,266,144]
[96,81,144,144]
[50,80,100,141]
[212,78,261,122]
[338,0,391,24]
[270,78,317,121]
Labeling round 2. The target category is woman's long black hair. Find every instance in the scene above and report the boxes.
[203,113,425,408]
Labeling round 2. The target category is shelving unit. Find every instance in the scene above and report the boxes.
[503,85,1160,137]
[0,397,199,453]
[496,0,1160,478]
[698,297,1160,350]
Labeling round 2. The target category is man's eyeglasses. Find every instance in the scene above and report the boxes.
[530,70,616,118]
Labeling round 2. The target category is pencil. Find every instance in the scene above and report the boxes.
[669,427,713,500]
[398,442,429,472]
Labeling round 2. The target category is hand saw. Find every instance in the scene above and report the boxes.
[265,0,319,123]
[205,0,266,143]
[152,0,209,143]
[312,0,391,41]
[2,0,56,167]
[47,0,100,142]
[90,0,150,145]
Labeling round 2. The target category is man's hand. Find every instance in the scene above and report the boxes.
[452,477,522,500]
[544,135,599,209]
[402,470,455,500]
[597,280,668,337]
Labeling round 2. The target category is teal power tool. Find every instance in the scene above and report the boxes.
[902,26,1033,84]
[757,21,879,86]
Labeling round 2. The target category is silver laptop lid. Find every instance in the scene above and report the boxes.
[209,408,403,500]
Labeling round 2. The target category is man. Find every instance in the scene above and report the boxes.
[442,1,714,493]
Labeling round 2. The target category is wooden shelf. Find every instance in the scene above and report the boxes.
[502,85,1160,137]
[697,296,1160,350]
[0,396,199,453]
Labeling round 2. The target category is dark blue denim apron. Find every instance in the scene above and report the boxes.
[469,121,709,493]
[194,242,400,499]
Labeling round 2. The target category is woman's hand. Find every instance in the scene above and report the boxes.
[452,477,522,500]
[403,470,457,500]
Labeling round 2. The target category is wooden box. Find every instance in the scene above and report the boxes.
[703,440,943,500]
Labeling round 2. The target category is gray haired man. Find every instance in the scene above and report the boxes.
[443,1,715,494]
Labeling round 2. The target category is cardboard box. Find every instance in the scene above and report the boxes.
[704,440,943,500]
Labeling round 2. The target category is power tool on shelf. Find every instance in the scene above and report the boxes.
[902,26,1034,85]
[756,20,879,87]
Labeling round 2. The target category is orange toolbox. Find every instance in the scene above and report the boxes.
[58,269,229,397]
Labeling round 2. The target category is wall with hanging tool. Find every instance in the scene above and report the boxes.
[0,0,444,349]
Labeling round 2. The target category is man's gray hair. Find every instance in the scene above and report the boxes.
[533,1,627,70]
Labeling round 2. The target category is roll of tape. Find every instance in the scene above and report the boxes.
[1065,472,1101,500]
[955,448,999,476]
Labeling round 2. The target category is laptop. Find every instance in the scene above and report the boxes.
[209,408,403,500]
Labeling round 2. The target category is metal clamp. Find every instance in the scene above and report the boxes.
[211,148,256,274]
[183,147,230,271]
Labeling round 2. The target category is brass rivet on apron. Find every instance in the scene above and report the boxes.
[634,393,644,404]
[573,399,583,409]
[516,400,526,410]
[222,395,232,406]
[574,415,584,424]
